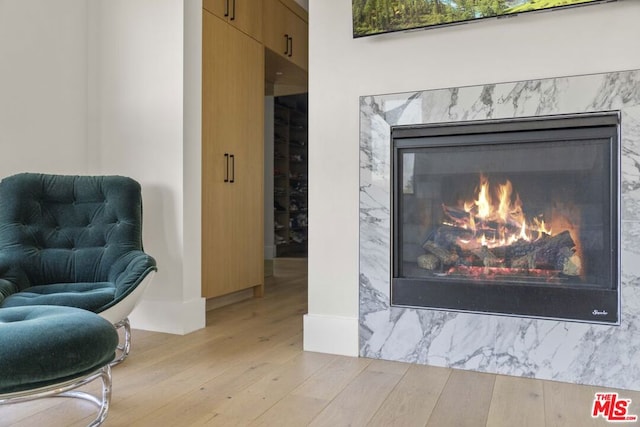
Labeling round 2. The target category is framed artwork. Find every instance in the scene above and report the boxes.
[353,0,612,38]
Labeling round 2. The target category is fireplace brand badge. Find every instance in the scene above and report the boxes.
[592,392,638,422]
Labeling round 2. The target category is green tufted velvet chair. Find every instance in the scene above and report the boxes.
[0,173,157,363]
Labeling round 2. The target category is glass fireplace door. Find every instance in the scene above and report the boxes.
[391,113,620,323]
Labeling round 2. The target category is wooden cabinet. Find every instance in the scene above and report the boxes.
[263,0,308,71]
[202,10,264,299]
[203,0,263,42]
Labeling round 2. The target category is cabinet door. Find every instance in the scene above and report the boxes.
[202,11,235,298]
[203,0,262,42]
[263,0,307,71]
[287,9,308,71]
[202,10,264,299]
[263,0,289,57]
[226,18,265,293]
[203,0,227,20]
[232,0,263,42]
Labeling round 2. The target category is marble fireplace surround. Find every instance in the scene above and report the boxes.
[359,70,640,391]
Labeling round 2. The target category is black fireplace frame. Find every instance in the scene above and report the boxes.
[391,112,621,324]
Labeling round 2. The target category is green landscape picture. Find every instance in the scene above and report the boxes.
[353,0,602,37]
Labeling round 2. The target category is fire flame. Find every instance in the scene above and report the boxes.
[456,174,551,249]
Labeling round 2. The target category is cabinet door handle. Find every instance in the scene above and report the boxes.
[224,0,229,17]
[288,36,293,57]
[224,153,229,182]
[284,34,289,55]
[230,0,236,20]
[230,154,235,183]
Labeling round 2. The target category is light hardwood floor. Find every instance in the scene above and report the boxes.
[2,258,639,426]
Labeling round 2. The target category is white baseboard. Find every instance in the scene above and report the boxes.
[303,314,359,357]
[129,297,206,335]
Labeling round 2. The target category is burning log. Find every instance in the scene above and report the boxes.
[423,232,503,269]
[419,225,578,277]
[537,230,574,267]
[510,252,536,270]
[441,204,471,226]
[511,231,575,270]
[422,241,459,265]
[505,238,543,261]
[442,204,522,234]
[471,246,504,268]
[417,254,440,271]
[559,247,581,276]
[426,224,474,248]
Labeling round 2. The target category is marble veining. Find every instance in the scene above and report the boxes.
[359,70,640,390]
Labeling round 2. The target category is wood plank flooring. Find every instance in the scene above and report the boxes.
[2,258,640,426]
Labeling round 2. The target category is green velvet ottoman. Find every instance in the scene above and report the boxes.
[0,305,119,426]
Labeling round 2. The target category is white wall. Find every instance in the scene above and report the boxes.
[305,0,640,355]
[183,0,204,307]
[0,0,88,174]
[88,0,205,334]
[88,0,183,302]
[0,0,205,335]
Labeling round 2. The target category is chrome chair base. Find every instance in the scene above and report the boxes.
[0,364,112,427]
[111,317,131,366]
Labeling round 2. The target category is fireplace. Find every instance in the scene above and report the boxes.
[391,112,620,324]
[360,70,640,390]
